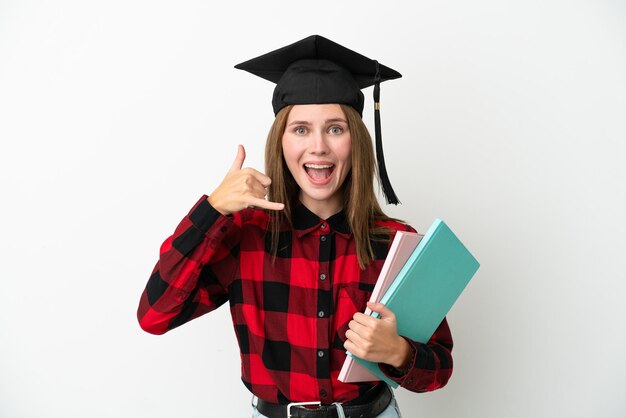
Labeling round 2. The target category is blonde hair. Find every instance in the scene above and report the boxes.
[265,104,394,269]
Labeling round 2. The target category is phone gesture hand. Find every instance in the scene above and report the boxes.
[208,145,285,215]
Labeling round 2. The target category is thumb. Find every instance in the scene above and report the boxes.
[229,144,246,172]
[367,302,395,320]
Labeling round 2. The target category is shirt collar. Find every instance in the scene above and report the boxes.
[292,202,352,238]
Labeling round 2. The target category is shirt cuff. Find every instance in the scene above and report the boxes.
[378,337,418,383]
[188,195,224,234]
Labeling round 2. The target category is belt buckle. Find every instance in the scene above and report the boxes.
[287,401,322,418]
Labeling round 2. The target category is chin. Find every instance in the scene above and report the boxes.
[301,184,344,203]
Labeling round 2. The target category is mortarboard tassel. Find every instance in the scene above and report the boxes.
[373,61,400,205]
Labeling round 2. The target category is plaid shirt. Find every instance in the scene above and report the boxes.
[137,196,453,404]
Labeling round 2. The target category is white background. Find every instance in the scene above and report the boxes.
[1,1,625,417]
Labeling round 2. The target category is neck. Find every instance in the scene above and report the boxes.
[299,191,344,220]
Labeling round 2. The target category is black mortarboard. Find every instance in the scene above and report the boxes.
[235,35,401,204]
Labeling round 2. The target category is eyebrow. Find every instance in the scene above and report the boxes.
[287,118,348,126]
[325,118,348,124]
[287,120,311,126]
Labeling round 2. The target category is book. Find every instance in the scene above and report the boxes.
[343,218,480,387]
[338,231,424,382]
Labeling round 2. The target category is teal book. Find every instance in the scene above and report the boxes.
[348,218,480,387]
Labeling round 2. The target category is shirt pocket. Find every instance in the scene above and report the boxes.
[337,284,371,313]
[334,284,373,342]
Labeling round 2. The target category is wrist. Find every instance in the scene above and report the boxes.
[207,195,230,215]
[390,337,412,370]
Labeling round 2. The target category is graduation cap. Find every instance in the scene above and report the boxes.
[235,34,401,204]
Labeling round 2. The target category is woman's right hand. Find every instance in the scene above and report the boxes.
[208,144,285,215]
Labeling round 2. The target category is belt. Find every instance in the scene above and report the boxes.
[255,384,392,418]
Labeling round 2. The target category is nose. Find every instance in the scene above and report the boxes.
[309,130,330,154]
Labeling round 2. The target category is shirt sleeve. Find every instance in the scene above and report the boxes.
[137,195,241,335]
[378,318,454,393]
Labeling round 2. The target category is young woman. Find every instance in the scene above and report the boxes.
[138,35,453,418]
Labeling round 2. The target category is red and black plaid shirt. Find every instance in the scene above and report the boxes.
[137,196,453,404]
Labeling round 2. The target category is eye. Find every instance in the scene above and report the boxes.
[328,126,344,135]
[294,126,308,135]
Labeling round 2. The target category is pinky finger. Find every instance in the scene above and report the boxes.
[343,340,361,358]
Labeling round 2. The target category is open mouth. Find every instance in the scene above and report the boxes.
[304,163,335,181]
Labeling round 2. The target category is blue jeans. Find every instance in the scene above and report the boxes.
[251,394,403,418]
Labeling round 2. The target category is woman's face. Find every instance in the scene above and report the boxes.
[282,104,352,218]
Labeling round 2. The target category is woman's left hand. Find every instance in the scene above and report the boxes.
[344,302,412,369]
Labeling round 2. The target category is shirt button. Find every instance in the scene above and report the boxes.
[320,235,327,242]
[320,223,326,229]
[320,389,327,397]
[319,273,326,281]
[317,350,324,358]
[318,311,325,318]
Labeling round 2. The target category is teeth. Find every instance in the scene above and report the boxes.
[304,163,334,169]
